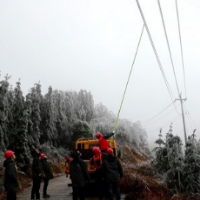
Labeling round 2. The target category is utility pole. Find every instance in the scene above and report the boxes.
[176,93,187,145]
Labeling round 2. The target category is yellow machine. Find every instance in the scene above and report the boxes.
[65,137,118,177]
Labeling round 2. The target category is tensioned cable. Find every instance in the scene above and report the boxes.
[175,0,187,98]
[157,0,181,96]
[184,104,196,129]
[147,115,181,134]
[113,25,145,132]
[144,104,180,125]
[161,115,181,129]
[143,102,174,123]
[135,0,179,115]
[185,110,193,131]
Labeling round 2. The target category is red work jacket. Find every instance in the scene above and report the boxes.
[99,137,109,151]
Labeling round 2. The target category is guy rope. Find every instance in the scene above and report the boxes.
[112,25,145,135]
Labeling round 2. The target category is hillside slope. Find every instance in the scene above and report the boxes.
[119,143,200,200]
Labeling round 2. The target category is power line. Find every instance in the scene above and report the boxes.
[135,0,179,115]
[135,0,174,99]
[157,0,181,96]
[184,104,196,129]
[175,0,187,98]
[162,115,181,128]
[185,110,193,132]
[144,104,180,125]
[143,102,174,123]
[147,115,181,134]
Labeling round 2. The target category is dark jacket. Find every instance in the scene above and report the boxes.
[32,157,43,180]
[3,159,19,192]
[101,155,123,183]
[70,158,90,187]
[40,158,53,180]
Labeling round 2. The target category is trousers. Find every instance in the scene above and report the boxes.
[7,191,16,200]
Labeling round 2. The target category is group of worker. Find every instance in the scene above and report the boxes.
[3,131,123,200]
[3,149,53,200]
[30,149,54,200]
[68,131,123,200]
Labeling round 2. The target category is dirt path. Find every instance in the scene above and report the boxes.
[17,175,125,200]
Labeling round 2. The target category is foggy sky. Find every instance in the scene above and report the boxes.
[1,0,200,149]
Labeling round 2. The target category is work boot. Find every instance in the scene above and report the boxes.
[43,194,50,198]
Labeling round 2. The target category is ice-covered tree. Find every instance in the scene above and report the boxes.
[71,121,93,148]
[152,128,168,173]
[183,132,200,192]
[29,83,41,148]
[115,119,131,143]
[40,86,56,145]
[165,135,184,193]
[154,128,165,147]
[6,85,14,149]
[0,75,10,151]
[52,90,69,147]
[10,80,30,169]
[77,90,94,122]
[133,121,148,148]
[90,102,115,135]
[25,93,34,149]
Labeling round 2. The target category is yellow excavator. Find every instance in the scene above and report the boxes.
[65,137,118,180]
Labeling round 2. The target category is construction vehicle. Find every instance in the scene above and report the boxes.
[65,137,118,181]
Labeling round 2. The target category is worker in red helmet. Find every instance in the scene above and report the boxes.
[101,148,123,200]
[65,156,73,162]
[40,153,54,198]
[90,147,105,200]
[91,147,102,170]
[30,148,43,200]
[65,156,73,177]
[69,150,90,200]
[95,131,115,153]
[3,150,19,200]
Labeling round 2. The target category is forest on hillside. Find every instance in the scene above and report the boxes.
[0,74,148,170]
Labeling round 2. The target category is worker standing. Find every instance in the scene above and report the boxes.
[65,156,73,177]
[101,148,123,200]
[95,132,115,153]
[40,153,54,198]
[69,150,90,200]
[90,147,104,200]
[3,150,20,200]
[30,149,43,200]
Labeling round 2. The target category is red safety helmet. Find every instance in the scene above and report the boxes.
[107,148,113,155]
[4,150,15,159]
[96,132,102,139]
[92,147,100,155]
[65,156,73,162]
[40,153,46,158]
